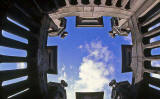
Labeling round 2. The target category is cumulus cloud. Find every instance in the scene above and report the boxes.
[59,41,115,99]
[74,41,114,92]
[16,62,26,69]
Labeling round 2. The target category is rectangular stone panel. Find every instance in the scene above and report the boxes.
[76,16,104,27]
[47,46,58,74]
[121,45,132,73]
[76,92,104,99]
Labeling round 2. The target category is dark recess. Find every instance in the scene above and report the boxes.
[56,0,66,7]
[81,0,90,5]
[116,0,121,7]
[105,0,112,6]
[94,0,101,5]
[69,0,78,5]
[125,0,130,9]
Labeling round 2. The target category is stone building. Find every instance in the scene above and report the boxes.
[0,0,160,99]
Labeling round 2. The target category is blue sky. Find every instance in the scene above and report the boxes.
[47,16,133,99]
[1,16,160,99]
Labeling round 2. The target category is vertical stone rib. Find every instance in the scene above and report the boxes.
[145,55,160,61]
[143,26,160,38]
[142,13,160,27]
[0,54,27,63]
[3,20,37,39]
[90,0,94,5]
[148,77,160,88]
[101,0,106,6]
[112,0,118,6]
[65,0,70,6]
[134,0,157,17]
[121,0,129,8]
[3,80,29,97]
[144,41,160,49]
[0,69,28,81]
[77,0,82,5]
[144,68,160,75]
[0,36,28,50]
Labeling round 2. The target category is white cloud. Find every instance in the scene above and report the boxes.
[78,45,83,49]
[74,41,114,92]
[150,38,157,43]
[74,59,111,91]
[85,41,113,63]
[61,64,66,72]
[109,66,115,73]
[70,65,73,69]
[151,74,160,79]
[151,61,160,79]
[58,41,115,99]
[58,64,67,81]
[16,63,26,69]
[152,61,160,67]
